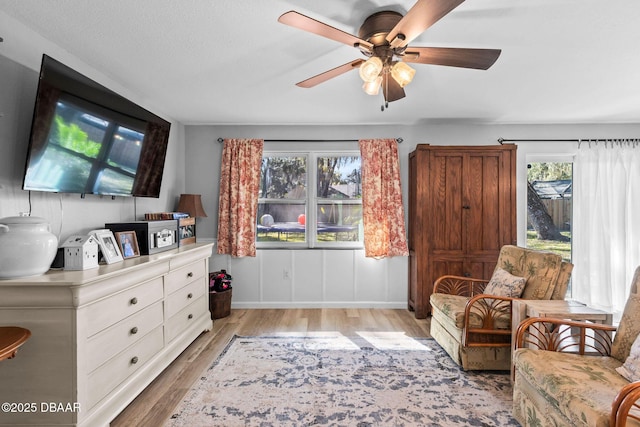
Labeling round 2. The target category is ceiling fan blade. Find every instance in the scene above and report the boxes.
[386,0,466,48]
[382,74,406,103]
[403,47,501,70]
[279,11,373,51]
[295,59,365,88]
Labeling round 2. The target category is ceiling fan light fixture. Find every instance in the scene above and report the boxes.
[359,56,383,82]
[362,76,382,95]
[390,61,415,87]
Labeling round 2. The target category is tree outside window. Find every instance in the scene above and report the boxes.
[257,152,363,248]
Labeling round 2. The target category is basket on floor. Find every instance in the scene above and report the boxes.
[209,288,232,319]
[209,270,232,319]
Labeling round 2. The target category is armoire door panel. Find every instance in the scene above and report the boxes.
[466,153,503,252]
[431,260,464,279]
[431,153,463,251]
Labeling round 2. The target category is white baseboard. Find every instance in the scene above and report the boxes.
[230,301,408,309]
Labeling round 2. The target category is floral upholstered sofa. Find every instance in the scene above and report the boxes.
[513,266,640,427]
[430,245,573,371]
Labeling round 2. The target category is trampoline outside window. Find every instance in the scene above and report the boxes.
[258,152,363,248]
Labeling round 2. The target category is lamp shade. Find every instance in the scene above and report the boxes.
[359,57,383,82]
[177,194,208,217]
[390,61,415,88]
[362,75,382,95]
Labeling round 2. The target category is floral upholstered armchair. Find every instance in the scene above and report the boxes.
[429,245,573,371]
[512,266,640,426]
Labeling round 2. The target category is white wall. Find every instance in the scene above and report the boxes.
[187,123,640,309]
[0,13,185,241]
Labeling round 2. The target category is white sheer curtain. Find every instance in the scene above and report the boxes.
[572,140,640,318]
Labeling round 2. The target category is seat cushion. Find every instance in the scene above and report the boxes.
[430,293,511,330]
[513,349,628,426]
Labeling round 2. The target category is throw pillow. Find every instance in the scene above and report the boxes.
[616,333,640,382]
[484,267,527,298]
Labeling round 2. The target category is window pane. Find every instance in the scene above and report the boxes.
[257,202,306,243]
[260,156,306,199]
[317,156,361,200]
[526,161,573,296]
[316,203,362,242]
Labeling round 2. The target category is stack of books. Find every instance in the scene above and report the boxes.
[144,212,190,220]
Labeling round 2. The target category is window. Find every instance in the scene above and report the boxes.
[257,152,363,248]
[526,159,573,296]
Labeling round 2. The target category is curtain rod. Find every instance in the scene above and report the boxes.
[497,138,580,144]
[498,137,640,144]
[217,137,403,143]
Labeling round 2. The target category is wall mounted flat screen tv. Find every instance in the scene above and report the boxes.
[22,54,171,197]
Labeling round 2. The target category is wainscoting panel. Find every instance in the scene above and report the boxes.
[210,248,408,309]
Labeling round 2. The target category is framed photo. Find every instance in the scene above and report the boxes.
[115,231,140,259]
[178,217,196,246]
[90,229,123,264]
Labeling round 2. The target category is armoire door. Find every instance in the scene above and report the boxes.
[408,144,516,318]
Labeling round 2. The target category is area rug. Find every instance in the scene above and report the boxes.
[167,333,518,426]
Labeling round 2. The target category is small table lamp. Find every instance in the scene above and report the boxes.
[177,194,208,218]
[177,194,207,245]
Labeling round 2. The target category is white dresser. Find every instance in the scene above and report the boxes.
[0,242,214,426]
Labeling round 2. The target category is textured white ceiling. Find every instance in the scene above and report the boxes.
[1,0,639,126]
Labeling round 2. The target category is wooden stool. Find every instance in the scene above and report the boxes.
[0,326,31,361]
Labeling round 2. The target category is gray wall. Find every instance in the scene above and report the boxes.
[188,123,640,308]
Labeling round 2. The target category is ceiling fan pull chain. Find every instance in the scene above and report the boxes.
[381,72,389,111]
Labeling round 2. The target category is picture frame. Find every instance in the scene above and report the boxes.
[178,217,196,246]
[90,229,123,264]
[115,231,140,259]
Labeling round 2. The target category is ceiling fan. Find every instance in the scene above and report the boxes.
[278,0,501,108]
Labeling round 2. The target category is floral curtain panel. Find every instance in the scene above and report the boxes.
[359,139,409,258]
[217,138,264,257]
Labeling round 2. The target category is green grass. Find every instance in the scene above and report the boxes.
[526,230,572,261]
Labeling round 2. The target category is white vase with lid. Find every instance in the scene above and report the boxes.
[0,215,58,279]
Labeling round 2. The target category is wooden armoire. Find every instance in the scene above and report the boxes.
[408,144,517,318]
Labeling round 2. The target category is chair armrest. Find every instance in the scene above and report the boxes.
[462,294,513,347]
[433,275,489,297]
[612,381,640,427]
[514,316,617,355]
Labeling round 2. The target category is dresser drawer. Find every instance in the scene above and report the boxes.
[165,260,205,295]
[86,302,163,372]
[166,295,208,343]
[166,278,206,318]
[87,326,164,408]
[86,277,163,337]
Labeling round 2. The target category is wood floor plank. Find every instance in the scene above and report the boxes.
[110,309,430,426]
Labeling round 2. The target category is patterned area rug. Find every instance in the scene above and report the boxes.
[167,333,518,426]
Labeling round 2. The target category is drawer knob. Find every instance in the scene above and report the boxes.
[131,356,139,364]
[188,314,193,320]
[187,272,194,278]
[130,327,138,335]
[130,297,138,305]
[187,293,193,299]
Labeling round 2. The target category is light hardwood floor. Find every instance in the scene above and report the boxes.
[110,308,431,427]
